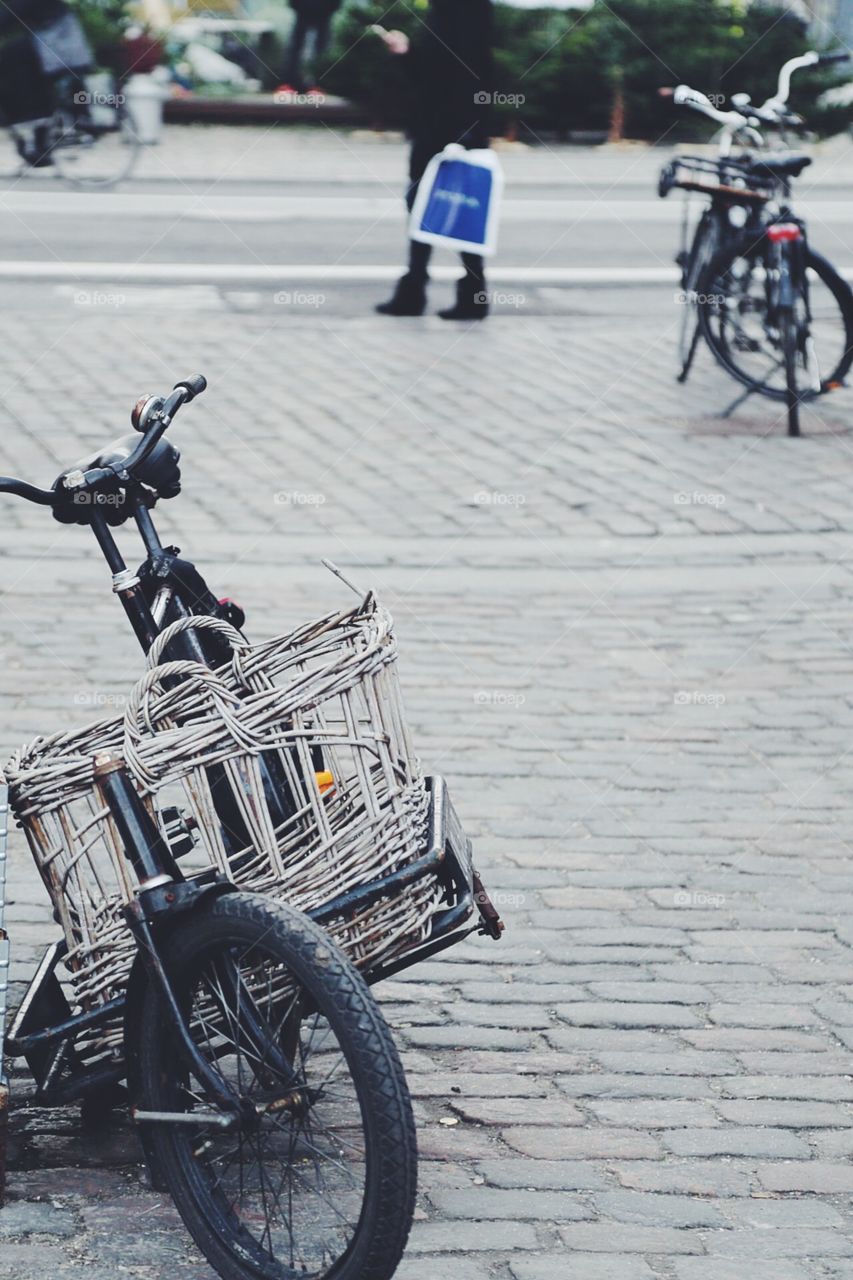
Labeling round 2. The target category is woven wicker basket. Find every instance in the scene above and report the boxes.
[6,596,440,1054]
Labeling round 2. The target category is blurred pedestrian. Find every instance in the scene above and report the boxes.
[282,0,341,94]
[375,0,493,320]
[0,0,92,165]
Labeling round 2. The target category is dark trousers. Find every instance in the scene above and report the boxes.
[0,37,54,124]
[286,13,332,90]
[405,139,484,285]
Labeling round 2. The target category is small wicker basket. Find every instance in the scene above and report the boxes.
[6,596,441,1059]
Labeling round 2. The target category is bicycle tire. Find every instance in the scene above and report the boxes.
[136,892,417,1280]
[678,209,724,378]
[51,103,141,190]
[781,304,801,436]
[698,239,853,402]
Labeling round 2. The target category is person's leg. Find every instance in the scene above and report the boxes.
[312,15,332,73]
[0,37,52,124]
[285,14,309,91]
[376,141,435,316]
[439,251,489,321]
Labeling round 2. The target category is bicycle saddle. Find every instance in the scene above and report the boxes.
[52,433,181,526]
[747,152,812,180]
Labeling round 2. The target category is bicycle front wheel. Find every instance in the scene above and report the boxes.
[136,892,417,1280]
[50,105,141,190]
[698,239,853,402]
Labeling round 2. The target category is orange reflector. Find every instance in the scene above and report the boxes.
[766,222,802,243]
[315,770,335,794]
[826,380,844,391]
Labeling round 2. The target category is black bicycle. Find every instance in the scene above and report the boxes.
[660,51,853,435]
[3,376,503,1280]
[0,71,141,189]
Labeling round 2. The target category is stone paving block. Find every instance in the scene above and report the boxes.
[557,1223,703,1254]
[757,1162,853,1193]
[674,1262,811,1280]
[719,1075,853,1100]
[555,1002,701,1028]
[722,1198,843,1228]
[594,1049,740,1075]
[662,1128,810,1157]
[704,1228,853,1258]
[593,1189,725,1227]
[585,981,713,1003]
[503,1126,662,1160]
[475,1158,608,1189]
[510,1257,657,1280]
[555,1073,713,1099]
[588,1099,721,1128]
[448,1097,583,1126]
[429,1187,590,1221]
[681,1029,831,1052]
[715,1100,853,1128]
[612,1159,753,1197]
[396,1260,494,1280]
[707,1003,822,1028]
[407,1220,539,1252]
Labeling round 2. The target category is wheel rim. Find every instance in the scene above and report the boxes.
[50,110,140,189]
[163,937,369,1279]
[702,248,849,400]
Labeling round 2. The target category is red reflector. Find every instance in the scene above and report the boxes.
[766,223,802,243]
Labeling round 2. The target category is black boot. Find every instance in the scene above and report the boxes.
[438,277,489,320]
[375,272,427,317]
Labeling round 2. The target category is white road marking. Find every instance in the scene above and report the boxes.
[1,261,681,284]
[3,260,853,286]
[0,191,850,224]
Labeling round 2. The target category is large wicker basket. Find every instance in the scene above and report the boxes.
[6,595,441,1056]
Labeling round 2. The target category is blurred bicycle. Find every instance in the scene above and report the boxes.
[659,50,853,436]
[0,0,140,190]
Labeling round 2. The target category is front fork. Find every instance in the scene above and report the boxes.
[95,755,299,1123]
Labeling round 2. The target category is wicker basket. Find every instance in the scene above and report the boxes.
[6,595,441,1054]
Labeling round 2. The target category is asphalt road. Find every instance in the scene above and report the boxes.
[0,127,850,305]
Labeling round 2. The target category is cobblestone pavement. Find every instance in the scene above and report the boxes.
[2,283,853,1279]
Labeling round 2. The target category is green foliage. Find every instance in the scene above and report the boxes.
[322,0,427,127]
[70,0,130,72]
[326,0,849,139]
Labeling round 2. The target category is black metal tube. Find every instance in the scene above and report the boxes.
[9,995,126,1053]
[308,850,443,926]
[132,495,164,555]
[95,758,181,885]
[88,509,127,575]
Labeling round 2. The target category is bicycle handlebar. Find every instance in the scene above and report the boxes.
[673,84,748,128]
[0,375,207,509]
[672,49,850,136]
